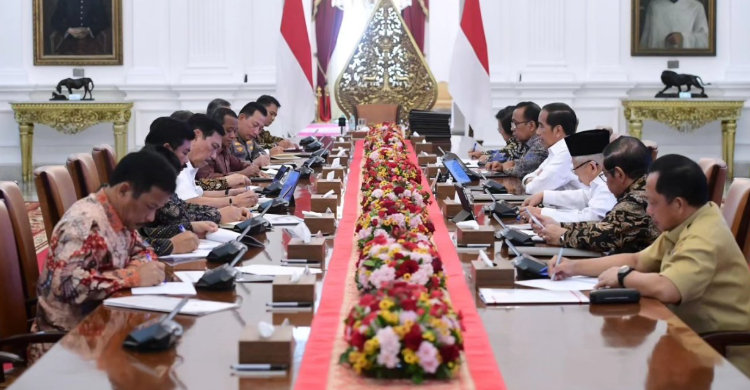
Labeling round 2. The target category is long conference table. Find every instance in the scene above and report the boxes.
[9,136,750,390]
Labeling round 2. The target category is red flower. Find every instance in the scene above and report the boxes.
[350,331,367,350]
[362,311,379,326]
[432,258,443,272]
[403,323,423,350]
[393,186,405,195]
[401,298,418,311]
[439,345,460,362]
[396,259,420,278]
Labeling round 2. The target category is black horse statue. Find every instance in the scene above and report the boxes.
[656,70,710,98]
[55,77,95,100]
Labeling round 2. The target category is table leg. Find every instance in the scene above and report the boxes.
[721,120,737,179]
[19,123,34,182]
[113,122,128,161]
[628,119,643,139]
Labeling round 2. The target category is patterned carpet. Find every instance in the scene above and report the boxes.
[26,202,49,270]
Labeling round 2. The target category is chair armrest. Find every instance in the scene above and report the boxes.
[0,351,23,364]
[0,331,67,350]
[700,331,750,356]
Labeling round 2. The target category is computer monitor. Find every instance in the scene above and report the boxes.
[443,159,472,185]
[279,170,301,202]
[273,165,290,182]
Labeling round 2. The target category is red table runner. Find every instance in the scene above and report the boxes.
[295,140,506,390]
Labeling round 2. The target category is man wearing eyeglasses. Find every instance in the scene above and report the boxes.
[521,129,616,223]
[533,136,660,254]
[486,101,548,178]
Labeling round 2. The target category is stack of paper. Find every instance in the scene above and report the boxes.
[131,282,197,296]
[237,264,322,276]
[104,296,239,315]
[514,277,598,291]
[478,289,589,305]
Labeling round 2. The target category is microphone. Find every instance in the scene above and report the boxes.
[483,188,517,217]
[196,243,249,291]
[207,220,255,264]
[492,213,534,246]
[123,297,189,351]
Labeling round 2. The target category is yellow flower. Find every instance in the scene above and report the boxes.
[353,320,362,330]
[448,361,455,369]
[403,273,412,281]
[419,292,430,303]
[393,325,408,338]
[403,320,414,330]
[364,339,379,355]
[423,332,436,342]
[379,299,394,310]
[381,310,399,325]
[402,348,419,364]
[348,351,361,364]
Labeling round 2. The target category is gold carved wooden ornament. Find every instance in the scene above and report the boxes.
[334,0,438,120]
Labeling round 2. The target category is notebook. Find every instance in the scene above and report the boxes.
[104,296,239,315]
[159,230,242,260]
[479,289,589,305]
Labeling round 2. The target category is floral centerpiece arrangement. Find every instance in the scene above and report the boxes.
[340,282,464,383]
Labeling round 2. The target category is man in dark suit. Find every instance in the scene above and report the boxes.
[51,0,110,55]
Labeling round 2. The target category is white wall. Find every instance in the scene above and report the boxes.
[1,0,749,174]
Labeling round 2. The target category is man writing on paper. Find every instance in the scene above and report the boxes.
[535,137,660,254]
[233,102,275,166]
[548,154,750,376]
[196,107,265,180]
[29,150,175,360]
[486,102,548,178]
[522,103,584,194]
[256,95,297,153]
[469,106,524,164]
[176,114,259,209]
[521,129,616,223]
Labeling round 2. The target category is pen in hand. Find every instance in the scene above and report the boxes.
[550,246,564,281]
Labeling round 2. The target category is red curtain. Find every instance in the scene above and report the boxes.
[314,0,344,123]
[402,0,429,54]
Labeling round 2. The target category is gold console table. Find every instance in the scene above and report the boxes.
[622,99,745,179]
[10,102,132,182]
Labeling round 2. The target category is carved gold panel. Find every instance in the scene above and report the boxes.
[334,0,438,121]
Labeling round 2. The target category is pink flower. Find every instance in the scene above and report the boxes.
[372,189,384,199]
[409,215,423,229]
[358,227,373,239]
[410,263,434,286]
[416,341,440,374]
[399,310,419,324]
[376,327,401,369]
[368,265,396,289]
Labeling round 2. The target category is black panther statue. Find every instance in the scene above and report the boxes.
[55,77,95,100]
[656,70,710,98]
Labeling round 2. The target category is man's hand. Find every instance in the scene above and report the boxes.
[240,164,260,177]
[487,161,502,172]
[254,155,271,167]
[278,139,295,149]
[231,191,258,208]
[228,187,249,197]
[225,173,251,188]
[137,261,166,287]
[478,155,490,164]
[546,256,575,281]
[190,221,218,238]
[501,161,515,172]
[540,224,567,245]
[468,151,483,159]
[219,205,250,223]
[270,146,285,156]
[666,32,684,47]
[595,267,620,289]
[170,231,200,254]
[522,192,544,207]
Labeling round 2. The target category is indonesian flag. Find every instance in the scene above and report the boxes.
[449,0,495,142]
[276,0,315,137]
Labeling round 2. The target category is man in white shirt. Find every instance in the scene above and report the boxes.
[522,129,616,223]
[175,114,258,208]
[639,0,709,50]
[522,103,584,194]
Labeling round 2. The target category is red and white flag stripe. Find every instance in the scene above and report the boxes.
[449,0,495,142]
[276,0,315,137]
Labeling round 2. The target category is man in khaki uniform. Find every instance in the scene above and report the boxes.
[549,154,750,376]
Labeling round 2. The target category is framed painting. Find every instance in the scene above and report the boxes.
[33,0,123,65]
[631,0,716,56]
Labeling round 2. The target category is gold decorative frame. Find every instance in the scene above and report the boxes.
[33,0,123,65]
[631,0,716,56]
[334,0,438,120]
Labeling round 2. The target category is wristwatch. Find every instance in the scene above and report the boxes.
[617,265,635,288]
[229,197,233,206]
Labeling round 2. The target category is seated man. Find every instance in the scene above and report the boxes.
[233,102,271,168]
[176,114,259,209]
[170,110,194,122]
[30,149,174,359]
[537,136,660,254]
[256,95,295,152]
[469,105,522,164]
[206,98,231,116]
[197,107,265,180]
[548,154,750,376]
[486,101,548,178]
[522,103,584,194]
[522,129,616,223]
[142,118,250,255]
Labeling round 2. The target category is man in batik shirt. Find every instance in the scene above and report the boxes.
[536,137,660,254]
[30,150,176,360]
[486,102,549,178]
[256,95,296,151]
